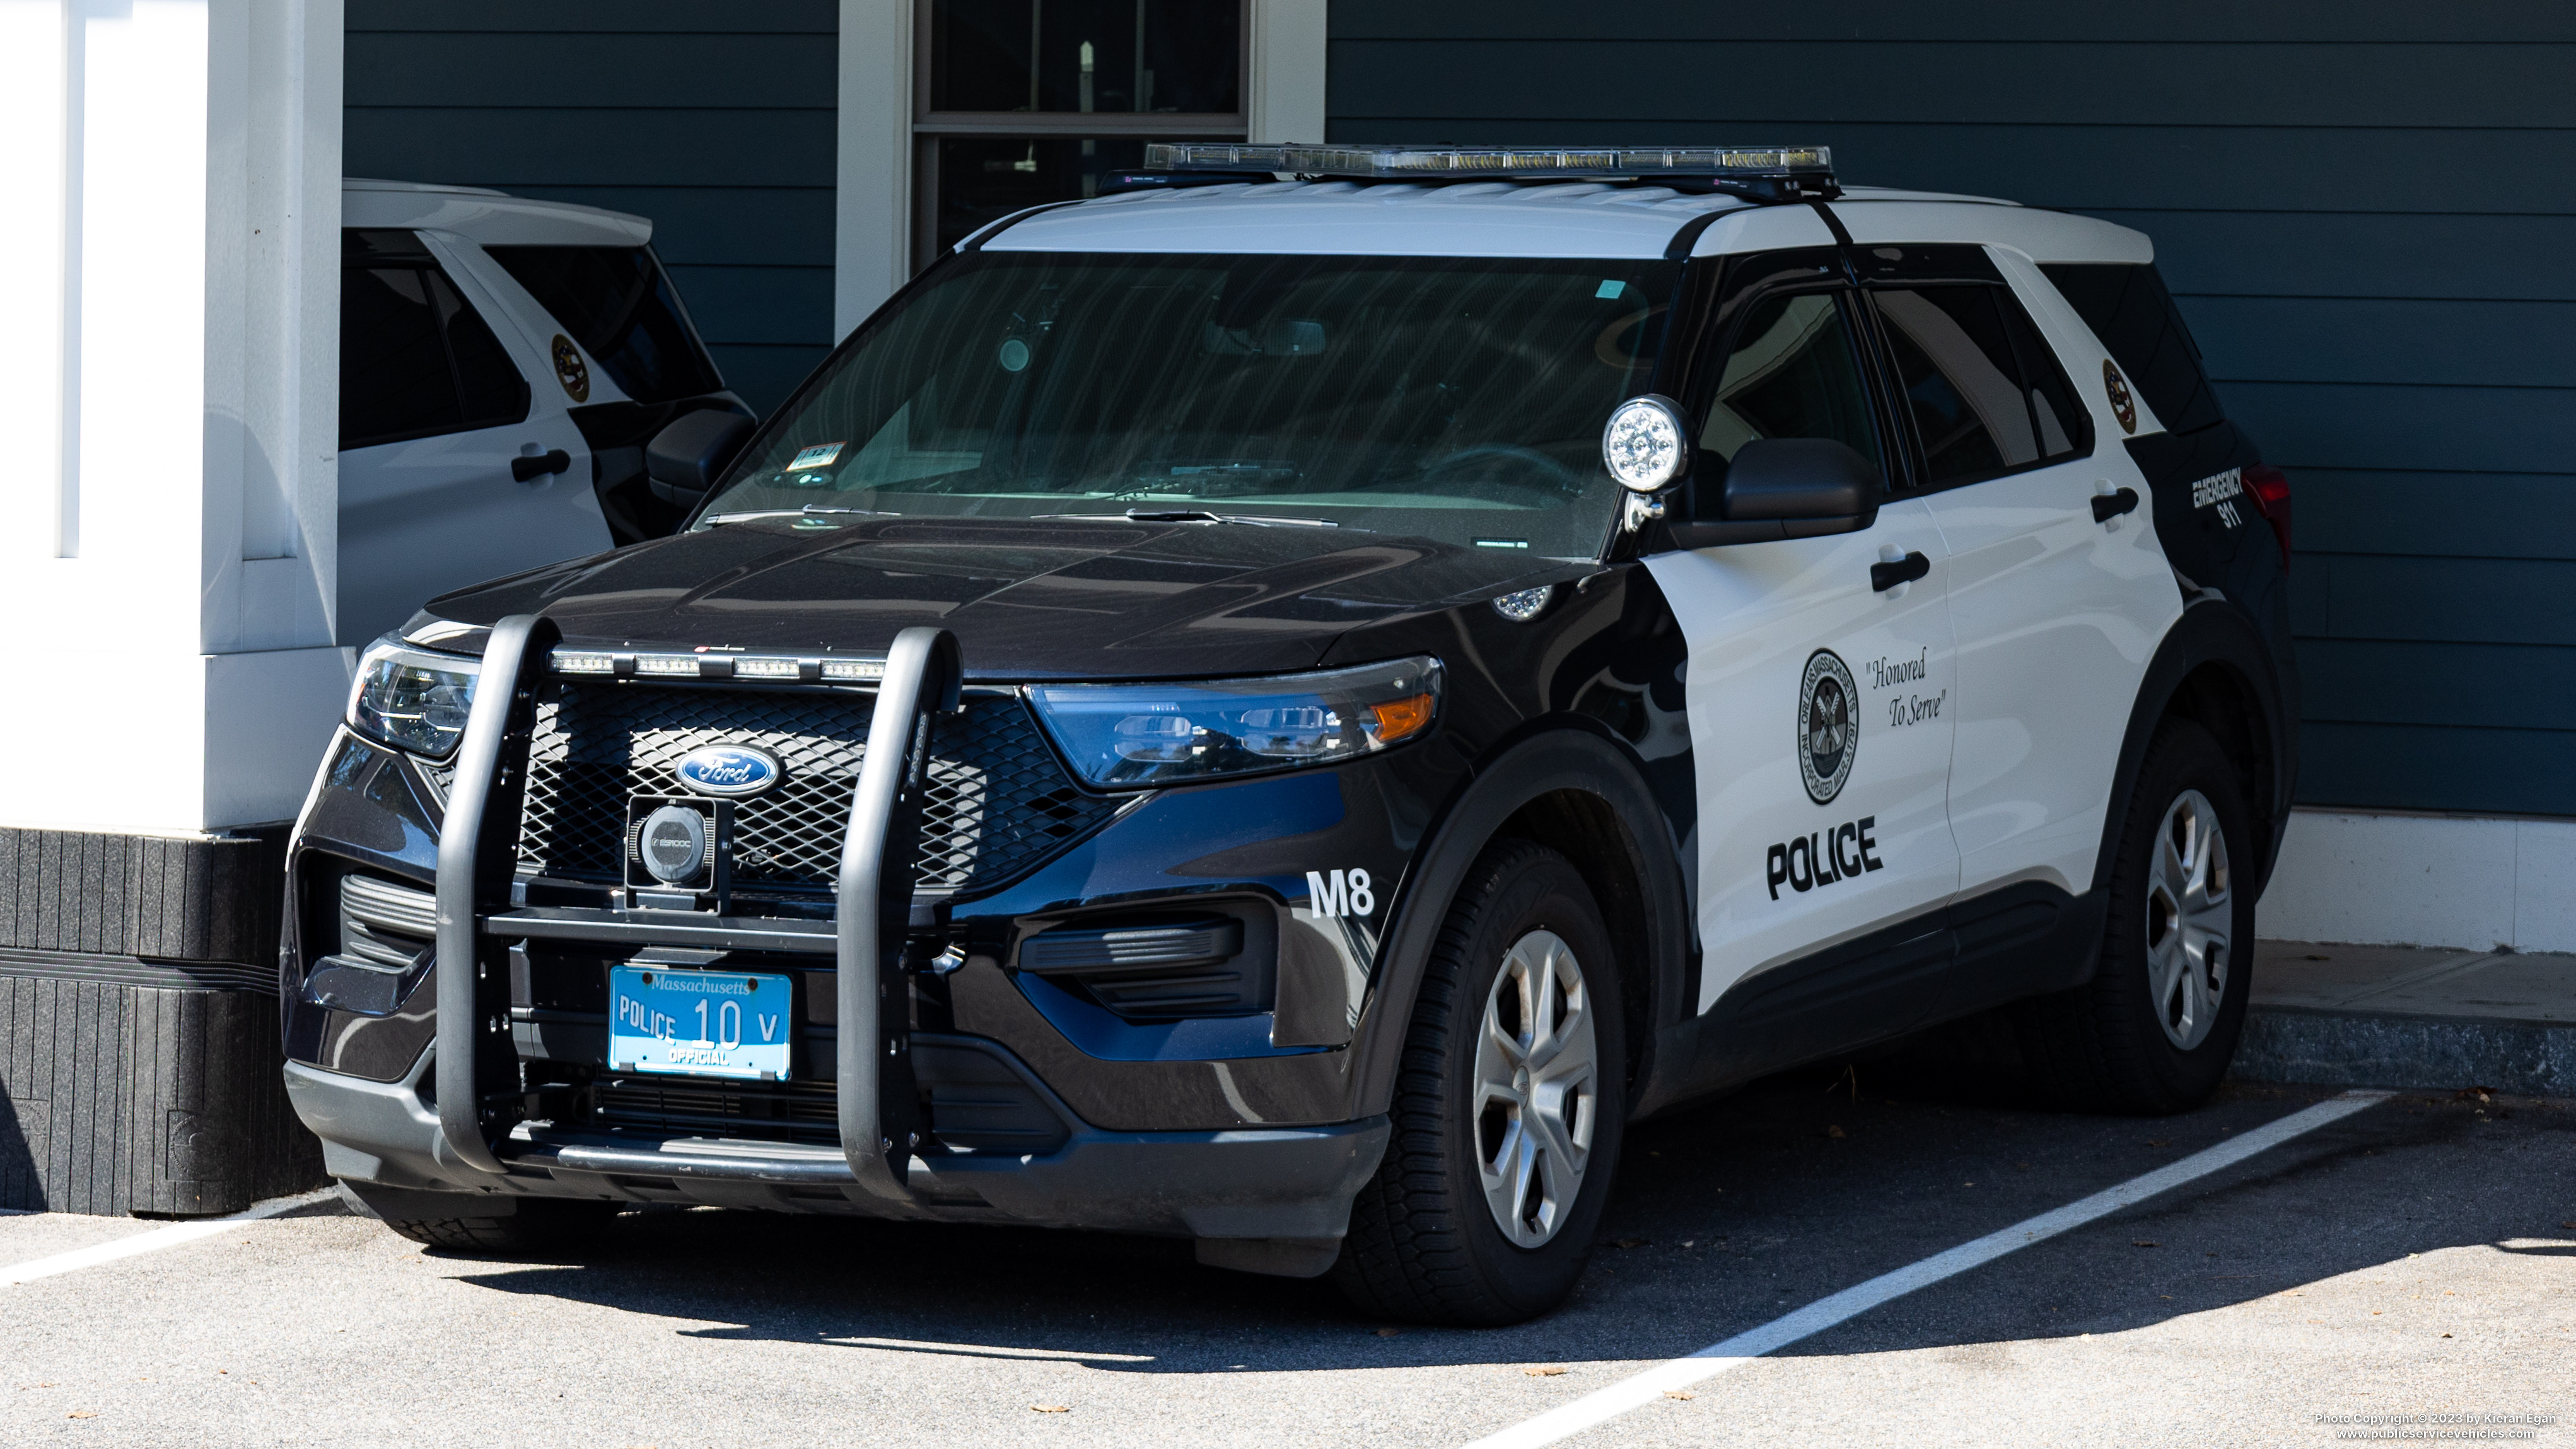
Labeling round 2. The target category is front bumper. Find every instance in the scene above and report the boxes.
[285,1045,1387,1241]
[288,617,1442,1257]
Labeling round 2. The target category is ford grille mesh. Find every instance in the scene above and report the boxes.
[516,684,1112,897]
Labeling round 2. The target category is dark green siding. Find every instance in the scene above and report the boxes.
[343,1,837,414]
[1330,1,2576,816]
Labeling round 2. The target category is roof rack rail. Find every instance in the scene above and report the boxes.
[1128,143,1839,202]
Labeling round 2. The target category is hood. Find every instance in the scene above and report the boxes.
[407,516,1578,679]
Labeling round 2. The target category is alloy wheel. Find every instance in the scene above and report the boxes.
[2145,787,2232,1050]
[1472,929,1599,1248]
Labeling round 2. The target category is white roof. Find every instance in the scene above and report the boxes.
[979,180,2149,266]
[342,178,652,248]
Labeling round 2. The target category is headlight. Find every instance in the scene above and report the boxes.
[347,635,480,759]
[1029,656,1443,789]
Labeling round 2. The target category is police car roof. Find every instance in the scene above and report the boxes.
[979,181,2150,266]
[342,178,654,249]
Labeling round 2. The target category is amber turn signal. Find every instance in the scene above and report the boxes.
[1368,692,1437,743]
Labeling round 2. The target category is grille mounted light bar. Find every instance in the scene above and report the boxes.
[545,646,887,684]
[1140,142,1836,195]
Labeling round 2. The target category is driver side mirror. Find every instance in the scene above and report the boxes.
[1667,438,1882,548]
[646,409,757,505]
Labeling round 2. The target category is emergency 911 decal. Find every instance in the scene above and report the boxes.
[2192,468,2248,530]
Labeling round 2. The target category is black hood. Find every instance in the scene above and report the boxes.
[409,516,1578,679]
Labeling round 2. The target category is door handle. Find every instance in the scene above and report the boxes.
[1870,551,1930,592]
[511,448,572,482]
[2090,486,2140,523]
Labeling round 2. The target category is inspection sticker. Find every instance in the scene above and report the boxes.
[786,442,846,472]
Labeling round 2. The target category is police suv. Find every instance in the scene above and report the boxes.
[283,145,2296,1325]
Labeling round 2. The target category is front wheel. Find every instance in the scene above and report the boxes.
[2015,719,2256,1114]
[1332,840,1626,1325]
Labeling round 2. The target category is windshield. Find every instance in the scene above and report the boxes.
[696,252,1679,558]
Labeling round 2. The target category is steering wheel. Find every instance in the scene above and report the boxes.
[1416,444,1589,500]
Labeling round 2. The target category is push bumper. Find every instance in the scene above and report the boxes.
[286,1049,1387,1246]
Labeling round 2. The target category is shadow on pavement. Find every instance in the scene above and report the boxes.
[438,1061,2575,1375]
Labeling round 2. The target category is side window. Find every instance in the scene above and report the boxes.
[484,245,724,404]
[2040,262,2223,434]
[1873,284,2084,487]
[341,261,460,446]
[445,277,530,430]
[340,230,530,450]
[1700,291,1881,467]
[1995,290,2090,460]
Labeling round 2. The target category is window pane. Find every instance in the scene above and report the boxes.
[1701,292,1880,468]
[699,252,1680,560]
[1991,291,2087,461]
[931,0,1239,113]
[430,270,530,431]
[2041,262,2224,434]
[485,245,722,404]
[341,262,462,449]
[1875,286,2034,484]
[934,135,1171,250]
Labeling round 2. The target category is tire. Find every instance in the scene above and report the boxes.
[2015,719,2256,1114]
[342,1181,624,1254]
[1332,840,1627,1325]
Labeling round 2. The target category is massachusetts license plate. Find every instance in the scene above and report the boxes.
[608,965,793,1081]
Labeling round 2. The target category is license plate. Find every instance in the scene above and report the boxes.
[609,965,793,1081]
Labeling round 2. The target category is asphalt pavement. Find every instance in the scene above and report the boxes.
[3,1068,2568,1448]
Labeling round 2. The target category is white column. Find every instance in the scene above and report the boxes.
[834,0,912,340]
[0,0,345,835]
[1247,0,1326,144]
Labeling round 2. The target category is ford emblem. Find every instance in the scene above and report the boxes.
[675,743,783,798]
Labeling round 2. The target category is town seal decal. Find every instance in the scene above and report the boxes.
[552,334,592,403]
[2103,359,2136,434]
[1798,649,1858,806]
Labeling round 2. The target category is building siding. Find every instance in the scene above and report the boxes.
[343,0,839,414]
[1329,0,2576,817]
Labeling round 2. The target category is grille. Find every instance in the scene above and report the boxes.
[594,1074,839,1146]
[516,683,1112,897]
[590,1042,1070,1156]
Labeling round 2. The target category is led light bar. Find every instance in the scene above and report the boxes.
[1142,143,1833,185]
[544,646,889,684]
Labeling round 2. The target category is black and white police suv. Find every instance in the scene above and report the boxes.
[282,144,2296,1325]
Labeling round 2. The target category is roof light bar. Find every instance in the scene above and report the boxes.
[1142,143,1834,188]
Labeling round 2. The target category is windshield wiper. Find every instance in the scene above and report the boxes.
[699,506,899,527]
[1032,509,1349,529]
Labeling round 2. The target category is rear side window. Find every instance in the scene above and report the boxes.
[2040,262,2223,434]
[484,245,723,404]
[1701,291,1882,467]
[341,230,531,450]
[1873,284,2087,487]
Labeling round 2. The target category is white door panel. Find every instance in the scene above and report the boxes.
[1920,249,2184,896]
[1645,498,1961,1013]
[339,414,605,646]
[336,228,610,646]
[1925,457,2176,892]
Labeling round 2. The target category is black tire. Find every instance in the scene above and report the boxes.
[1332,840,1627,1326]
[2015,719,2257,1114]
[342,1182,624,1254]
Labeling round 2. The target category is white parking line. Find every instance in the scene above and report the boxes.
[0,1187,341,1286]
[1464,1089,2393,1449]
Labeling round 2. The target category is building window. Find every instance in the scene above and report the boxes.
[912,0,1249,264]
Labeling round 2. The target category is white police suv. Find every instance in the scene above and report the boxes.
[281,146,2295,1325]
[337,179,749,646]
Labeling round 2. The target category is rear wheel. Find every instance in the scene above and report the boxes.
[2016,719,2255,1113]
[1332,841,1626,1325]
[342,1182,624,1254]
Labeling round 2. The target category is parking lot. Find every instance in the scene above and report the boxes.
[4,1067,2568,1448]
